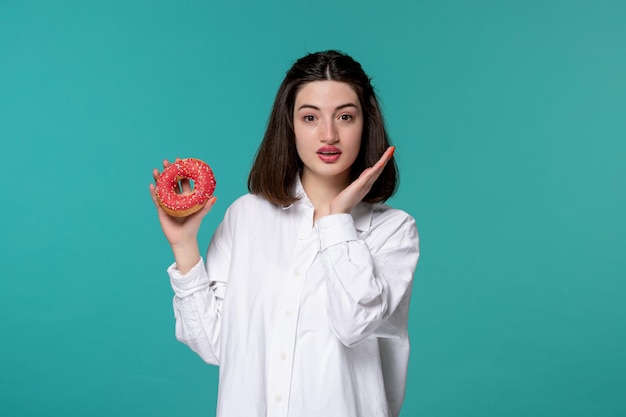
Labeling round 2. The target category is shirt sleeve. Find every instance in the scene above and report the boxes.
[168,211,233,365]
[316,211,419,347]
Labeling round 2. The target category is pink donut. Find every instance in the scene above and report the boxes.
[156,158,216,217]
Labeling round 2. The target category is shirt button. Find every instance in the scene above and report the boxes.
[294,269,300,277]
[275,394,282,402]
[280,352,287,360]
[285,310,293,318]
[299,234,306,240]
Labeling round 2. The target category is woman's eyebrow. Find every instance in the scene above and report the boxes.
[335,103,359,111]
[297,103,359,111]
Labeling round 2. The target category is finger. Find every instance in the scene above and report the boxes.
[174,178,192,194]
[374,146,395,169]
[150,184,178,223]
[358,148,395,186]
[180,178,192,194]
[361,146,394,179]
[185,195,217,221]
[358,166,374,179]
[204,195,218,212]
[384,145,395,161]
[148,183,160,209]
[361,146,395,184]
[360,150,390,179]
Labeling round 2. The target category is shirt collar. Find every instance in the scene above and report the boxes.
[283,175,373,232]
[281,175,311,210]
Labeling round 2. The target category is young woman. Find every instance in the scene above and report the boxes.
[150,50,420,417]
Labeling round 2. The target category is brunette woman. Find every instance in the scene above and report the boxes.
[150,50,419,417]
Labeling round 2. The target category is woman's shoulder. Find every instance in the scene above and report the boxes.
[365,202,419,243]
[223,192,279,218]
[230,192,275,208]
[369,202,416,226]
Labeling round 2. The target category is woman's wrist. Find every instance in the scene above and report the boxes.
[171,239,201,274]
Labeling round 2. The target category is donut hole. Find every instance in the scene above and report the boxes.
[175,178,196,195]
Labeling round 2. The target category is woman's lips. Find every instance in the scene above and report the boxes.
[317,146,341,163]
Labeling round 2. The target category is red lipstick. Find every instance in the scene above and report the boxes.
[316,146,341,163]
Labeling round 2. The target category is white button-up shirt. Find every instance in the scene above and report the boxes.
[168,180,420,417]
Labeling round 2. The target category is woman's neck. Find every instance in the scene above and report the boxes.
[300,171,349,222]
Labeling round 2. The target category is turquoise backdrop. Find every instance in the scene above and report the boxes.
[1,0,624,416]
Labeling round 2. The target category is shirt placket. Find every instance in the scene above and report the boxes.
[267,211,318,417]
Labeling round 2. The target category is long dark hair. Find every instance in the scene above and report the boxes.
[248,50,398,206]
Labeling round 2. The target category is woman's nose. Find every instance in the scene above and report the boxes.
[320,119,338,143]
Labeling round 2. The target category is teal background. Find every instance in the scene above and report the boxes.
[1,0,624,416]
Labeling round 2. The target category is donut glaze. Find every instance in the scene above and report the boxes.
[155,158,216,217]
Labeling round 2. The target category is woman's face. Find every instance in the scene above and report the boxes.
[293,80,363,186]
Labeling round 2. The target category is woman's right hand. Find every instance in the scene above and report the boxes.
[149,158,217,273]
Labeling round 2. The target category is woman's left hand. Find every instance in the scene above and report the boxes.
[329,146,395,215]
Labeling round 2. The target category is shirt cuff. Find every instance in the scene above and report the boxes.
[168,258,210,298]
[316,213,358,251]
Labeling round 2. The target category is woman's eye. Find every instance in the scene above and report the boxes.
[303,115,316,122]
[339,114,353,121]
